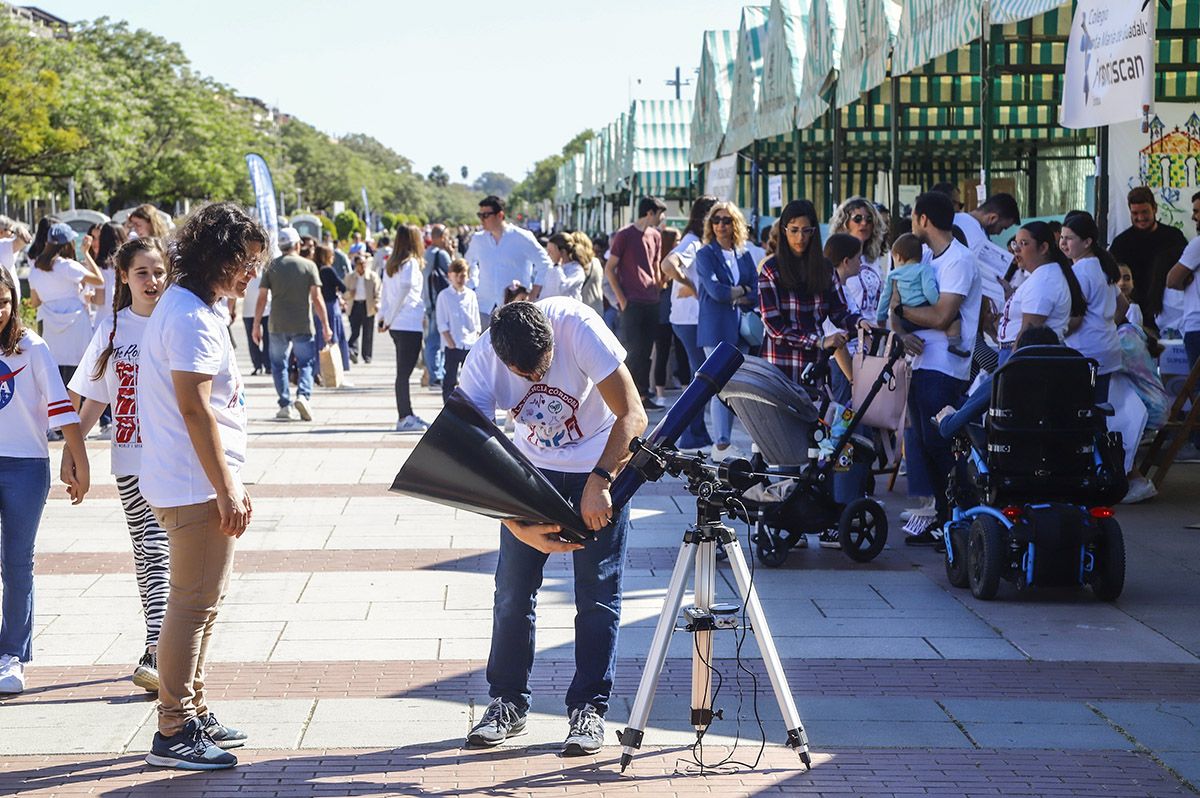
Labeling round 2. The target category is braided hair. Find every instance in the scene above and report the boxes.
[90,237,166,381]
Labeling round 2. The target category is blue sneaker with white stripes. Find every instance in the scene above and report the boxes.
[145,717,237,770]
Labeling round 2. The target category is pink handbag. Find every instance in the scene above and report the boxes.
[851,329,909,432]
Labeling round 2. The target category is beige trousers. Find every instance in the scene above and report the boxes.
[151,500,236,736]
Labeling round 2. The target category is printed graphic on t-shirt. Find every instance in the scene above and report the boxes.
[0,360,25,410]
[112,345,140,445]
[513,384,583,448]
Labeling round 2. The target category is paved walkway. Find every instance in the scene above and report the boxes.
[2,330,1199,797]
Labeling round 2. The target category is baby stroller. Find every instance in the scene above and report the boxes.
[719,332,906,565]
[942,345,1128,601]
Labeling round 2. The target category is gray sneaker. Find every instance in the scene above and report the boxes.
[562,704,605,756]
[466,698,526,747]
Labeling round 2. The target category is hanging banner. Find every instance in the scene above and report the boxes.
[768,175,784,209]
[245,154,279,257]
[1060,0,1155,130]
[1108,103,1200,237]
[705,154,739,202]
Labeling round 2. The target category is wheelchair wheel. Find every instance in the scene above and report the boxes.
[967,516,1004,600]
[754,525,789,568]
[838,498,888,562]
[1091,518,1126,601]
[944,522,970,589]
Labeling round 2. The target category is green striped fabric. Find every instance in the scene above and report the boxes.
[891,0,980,75]
[836,0,901,109]
[721,5,771,155]
[989,0,1067,25]
[797,0,848,130]
[605,114,628,194]
[626,99,695,195]
[690,28,739,165]
[756,0,811,139]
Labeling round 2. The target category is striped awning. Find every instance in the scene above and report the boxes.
[720,6,770,156]
[891,0,981,75]
[581,137,598,199]
[690,28,739,165]
[604,114,627,194]
[796,0,848,130]
[626,99,694,195]
[989,0,1068,25]
[756,0,811,140]
[836,0,901,109]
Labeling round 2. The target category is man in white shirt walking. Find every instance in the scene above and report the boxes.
[464,196,554,329]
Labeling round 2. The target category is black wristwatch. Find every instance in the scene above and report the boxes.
[591,466,614,484]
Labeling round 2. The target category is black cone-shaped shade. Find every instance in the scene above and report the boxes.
[390,390,591,541]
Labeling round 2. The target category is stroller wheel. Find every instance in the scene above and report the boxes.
[1091,517,1126,601]
[944,522,970,588]
[755,526,789,567]
[838,498,888,562]
[967,516,1004,600]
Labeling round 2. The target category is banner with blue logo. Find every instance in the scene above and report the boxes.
[246,153,280,256]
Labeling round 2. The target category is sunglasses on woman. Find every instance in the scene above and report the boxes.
[849,213,873,225]
[712,216,734,226]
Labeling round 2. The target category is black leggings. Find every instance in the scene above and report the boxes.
[390,330,423,418]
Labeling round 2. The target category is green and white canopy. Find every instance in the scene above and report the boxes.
[720,6,770,156]
[690,28,739,165]
[989,0,1068,25]
[836,0,901,109]
[625,99,694,195]
[756,0,811,140]
[796,0,848,130]
[604,114,627,194]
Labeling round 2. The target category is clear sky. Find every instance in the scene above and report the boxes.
[42,0,741,183]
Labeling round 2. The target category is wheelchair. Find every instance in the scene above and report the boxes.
[941,345,1128,601]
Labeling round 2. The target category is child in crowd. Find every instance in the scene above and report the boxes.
[877,233,968,356]
[65,237,169,693]
[1117,263,1144,328]
[436,258,481,402]
[0,268,90,696]
[504,281,529,305]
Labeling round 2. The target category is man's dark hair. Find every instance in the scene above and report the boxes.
[1192,190,1200,203]
[1015,324,1062,349]
[913,191,955,231]
[979,192,1021,226]
[930,182,957,197]
[479,195,505,214]
[890,232,923,264]
[490,301,554,374]
[1127,186,1156,208]
[637,196,667,218]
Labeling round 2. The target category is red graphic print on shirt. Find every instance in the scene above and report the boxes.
[113,352,140,445]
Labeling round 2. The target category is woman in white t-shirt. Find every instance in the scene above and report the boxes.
[379,224,429,432]
[137,202,266,771]
[542,232,587,302]
[66,237,169,694]
[0,267,89,696]
[997,221,1085,364]
[27,223,104,386]
[1060,212,1124,402]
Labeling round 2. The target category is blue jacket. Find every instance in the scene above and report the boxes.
[694,241,759,348]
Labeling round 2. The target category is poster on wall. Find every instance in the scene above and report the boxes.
[1061,0,1154,129]
[1108,103,1200,237]
[705,154,739,202]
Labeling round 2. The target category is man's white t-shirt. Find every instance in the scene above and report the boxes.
[69,307,150,476]
[1177,236,1200,333]
[998,263,1071,344]
[913,238,982,382]
[669,232,703,326]
[137,284,247,508]
[457,297,625,473]
[0,330,81,458]
[1064,256,1121,375]
[954,212,1006,312]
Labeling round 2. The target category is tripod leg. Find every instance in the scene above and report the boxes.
[722,539,812,768]
[691,540,716,732]
[619,540,693,772]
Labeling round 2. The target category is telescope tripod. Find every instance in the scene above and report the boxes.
[618,489,811,772]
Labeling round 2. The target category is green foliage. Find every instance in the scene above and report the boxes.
[381,212,399,231]
[428,165,450,188]
[318,214,337,240]
[20,298,37,329]
[334,210,362,241]
[471,171,516,198]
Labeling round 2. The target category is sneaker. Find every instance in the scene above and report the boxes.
[46,429,63,442]
[1174,443,1200,464]
[145,716,237,770]
[395,415,429,433]
[562,704,605,756]
[200,713,248,749]
[274,406,294,421]
[0,654,24,694]
[904,530,941,547]
[349,351,359,364]
[132,649,158,692]
[642,396,664,411]
[293,396,312,421]
[900,497,936,521]
[1121,477,1157,504]
[466,697,527,747]
[818,529,842,549]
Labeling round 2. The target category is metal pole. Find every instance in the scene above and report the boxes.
[1096,126,1110,241]
[1,174,7,218]
[890,75,901,221]
[980,14,994,198]
[829,89,842,218]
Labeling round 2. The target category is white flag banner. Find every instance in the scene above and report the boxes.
[1061,0,1155,130]
[705,154,739,202]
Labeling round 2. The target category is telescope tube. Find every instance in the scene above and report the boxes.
[610,341,745,511]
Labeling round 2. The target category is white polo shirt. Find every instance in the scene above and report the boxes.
[464,224,554,314]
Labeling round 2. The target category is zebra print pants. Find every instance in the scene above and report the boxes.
[116,475,169,649]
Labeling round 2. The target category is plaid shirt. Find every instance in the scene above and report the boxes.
[759,258,860,383]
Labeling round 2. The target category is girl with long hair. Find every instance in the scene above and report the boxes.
[1060,212,1123,401]
[65,238,169,692]
[128,204,169,240]
[380,224,429,432]
[997,221,1085,363]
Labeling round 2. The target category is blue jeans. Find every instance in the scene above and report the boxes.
[423,307,444,382]
[487,469,630,717]
[704,342,749,446]
[0,457,50,662]
[672,323,712,448]
[904,369,966,518]
[269,332,316,407]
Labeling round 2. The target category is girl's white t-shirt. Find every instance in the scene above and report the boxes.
[69,307,150,476]
[457,297,625,473]
[379,257,424,332]
[137,284,247,507]
[541,260,585,301]
[998,263,1071,344]
[0,330,81,458]
[27,257,88,303]
[1065,256,1121,375]
[669,232,703,326]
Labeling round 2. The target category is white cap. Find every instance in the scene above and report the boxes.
[278,226,300,247]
